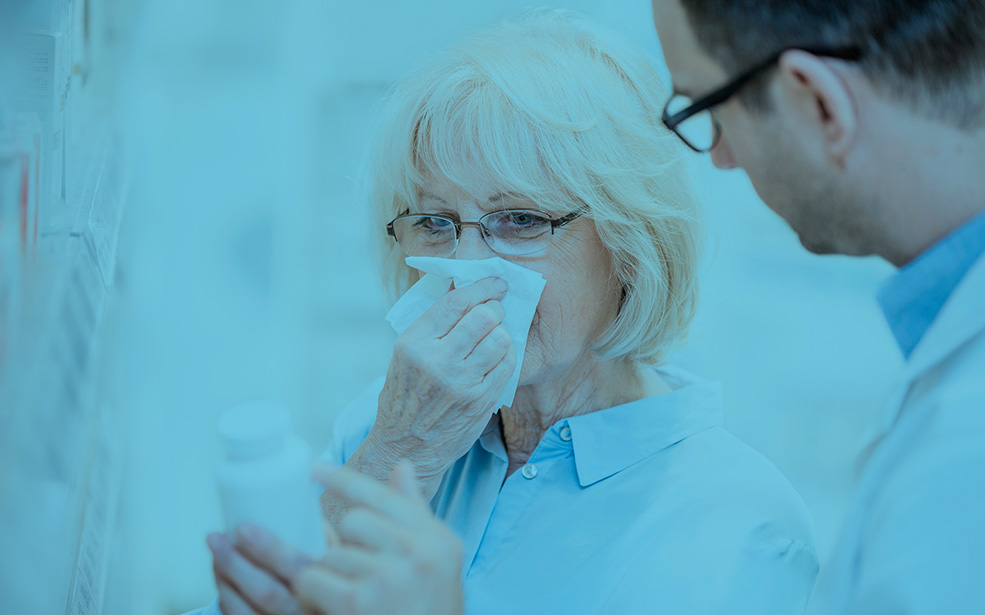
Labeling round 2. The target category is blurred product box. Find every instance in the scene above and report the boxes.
[0,114,44,372]
[12,28,68,221]
[0,114,42,254]
[17,0,74,35]
[0,132,19,371]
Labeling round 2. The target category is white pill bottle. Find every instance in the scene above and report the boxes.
[216,401,326,559]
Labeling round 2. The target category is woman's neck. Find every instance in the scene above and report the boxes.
[499,355,670,474]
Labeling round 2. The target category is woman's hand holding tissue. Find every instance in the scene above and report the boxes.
[360,277,517,495]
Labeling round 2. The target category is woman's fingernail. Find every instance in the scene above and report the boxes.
[492,277,508,293]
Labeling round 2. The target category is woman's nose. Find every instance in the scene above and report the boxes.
[454,226,496,260]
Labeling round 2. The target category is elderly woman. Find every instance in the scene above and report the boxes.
[205,10,818,615]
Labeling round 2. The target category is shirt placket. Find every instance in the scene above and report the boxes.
[465,431,572,578]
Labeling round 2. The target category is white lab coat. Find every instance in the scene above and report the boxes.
[810,253,985,614]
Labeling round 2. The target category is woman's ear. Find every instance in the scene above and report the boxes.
[776,49,858,164]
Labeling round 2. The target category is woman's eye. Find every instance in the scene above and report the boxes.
[488,211,550,238]
[502,212,549,229]
[509,213,534,226]
[413,216,452,231]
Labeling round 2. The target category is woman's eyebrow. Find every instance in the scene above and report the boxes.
[488,192,527,205]
[416,191,526,210]
[488,193,508,203]
[418,193,448,205]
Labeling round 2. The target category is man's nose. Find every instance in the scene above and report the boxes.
[710,138,739,170]
[453,225,496,260]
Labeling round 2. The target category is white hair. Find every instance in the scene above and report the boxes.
[363,9,702,365]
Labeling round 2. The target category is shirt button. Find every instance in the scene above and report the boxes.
[521,463,538,479]
[559,425,572,442]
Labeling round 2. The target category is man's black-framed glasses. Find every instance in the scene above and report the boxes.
[386,207,587,257]
[662,46,864,153]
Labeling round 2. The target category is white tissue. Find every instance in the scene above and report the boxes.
[385,257,547,410]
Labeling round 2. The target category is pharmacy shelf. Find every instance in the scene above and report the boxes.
[0,3,131,612]
[0,127,128,614]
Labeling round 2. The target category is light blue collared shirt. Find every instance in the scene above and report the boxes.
[878,211,985,359]
[325,366,818,614]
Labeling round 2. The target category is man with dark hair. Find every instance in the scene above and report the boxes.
[652,0,985,612]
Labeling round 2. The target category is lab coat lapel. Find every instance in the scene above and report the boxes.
[906,252,985,380]
[855,252,985,472]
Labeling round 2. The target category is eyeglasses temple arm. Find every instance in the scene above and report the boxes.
[552,206,589,230]
[662,45,863,128]
[663,50,784,127]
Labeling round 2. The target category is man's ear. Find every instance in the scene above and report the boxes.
[775,49,858,163]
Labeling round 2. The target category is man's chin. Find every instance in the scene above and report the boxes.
[797,232,840,256]
[797,232,873,258]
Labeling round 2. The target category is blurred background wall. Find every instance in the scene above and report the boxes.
[1,1,902,613]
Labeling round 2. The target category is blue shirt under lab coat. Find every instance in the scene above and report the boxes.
[877,211,985,359]
[325,365,818,614]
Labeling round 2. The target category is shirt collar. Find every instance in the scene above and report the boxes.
[564,366,724,487]
[877,211,985,359]
[478,414,508,461]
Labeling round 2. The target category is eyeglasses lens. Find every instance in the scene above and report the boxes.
[666,95,716,152]
[390,216,457,257]
[482,210,552,255]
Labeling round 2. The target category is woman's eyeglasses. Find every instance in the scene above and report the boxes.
[386,207,586,257]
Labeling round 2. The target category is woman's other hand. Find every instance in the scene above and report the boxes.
[367,276,517,486]
[207,521,325,615]
[296,462,464,615]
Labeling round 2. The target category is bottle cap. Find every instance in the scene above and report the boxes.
[218,401,292,460]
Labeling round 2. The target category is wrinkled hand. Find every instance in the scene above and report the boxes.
[367,277,517,481]
[295,462,464,615]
